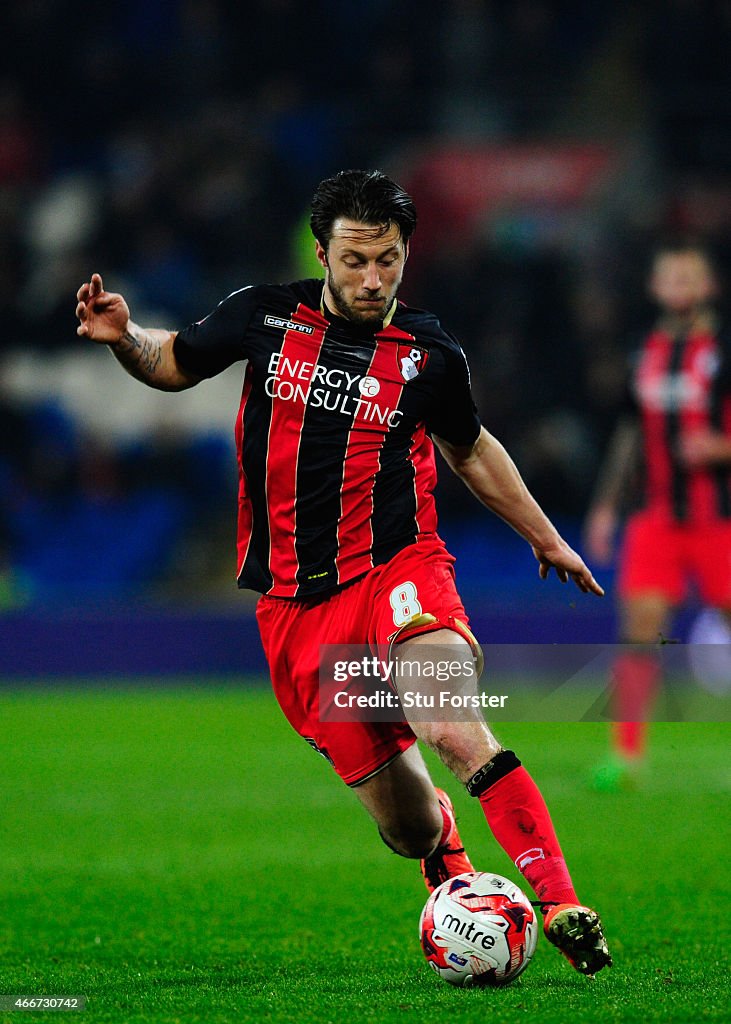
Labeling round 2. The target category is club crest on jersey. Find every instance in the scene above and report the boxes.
[397,344,428,382]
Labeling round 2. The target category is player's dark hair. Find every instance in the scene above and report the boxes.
[651,236,715,268]
[310,170,417,248]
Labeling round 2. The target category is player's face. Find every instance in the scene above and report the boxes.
[316,218,408,325]
[649,251,717,315]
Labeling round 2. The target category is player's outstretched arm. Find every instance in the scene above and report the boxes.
[583,416,639,565]
[679,428,731,468]
[434,426,604,596]
[75,273,201,392]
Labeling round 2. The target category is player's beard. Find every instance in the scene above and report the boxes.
[326,270,393,327]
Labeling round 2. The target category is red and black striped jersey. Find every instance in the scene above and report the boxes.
[174,279,481,597]
[629,317,731,522]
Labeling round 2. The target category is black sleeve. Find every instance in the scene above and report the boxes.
[173,286,258,378]
[426,341,482,446]
[620,369,638,417]
[620,343,643,419]
[715,327,731,392]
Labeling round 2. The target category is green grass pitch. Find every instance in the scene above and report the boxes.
[1,684,728,1023]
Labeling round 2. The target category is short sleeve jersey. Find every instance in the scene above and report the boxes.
[174,279,481,597]
[626,317,731,522]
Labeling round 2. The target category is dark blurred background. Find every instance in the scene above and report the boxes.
[1,1,730,665]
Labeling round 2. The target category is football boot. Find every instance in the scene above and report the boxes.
[542,902,613,977]
[420,788,475,893]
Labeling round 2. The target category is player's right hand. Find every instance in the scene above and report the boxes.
[583,504,617,566]
[76,273,130,345]
[532,540,604,596]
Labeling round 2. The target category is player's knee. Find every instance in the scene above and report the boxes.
[416,721,500,775]
[622,599,670,645]
[622,621,662,644]
[623,631,664,648]
[416,723,456,756]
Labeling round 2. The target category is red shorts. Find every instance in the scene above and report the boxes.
[618,510,731,607]
[256,536,469,786]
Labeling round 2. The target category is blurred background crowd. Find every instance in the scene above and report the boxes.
[1,0,730,613]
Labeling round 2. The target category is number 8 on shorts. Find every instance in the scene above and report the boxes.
[390,581,422,626]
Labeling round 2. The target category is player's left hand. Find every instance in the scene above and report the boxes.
[679,429,731,468]
[532,542,604,596]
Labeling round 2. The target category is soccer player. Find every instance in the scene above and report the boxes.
[76,169,611,976]
[585,241,731,787]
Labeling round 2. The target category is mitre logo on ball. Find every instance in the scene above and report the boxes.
[397,344,429,381]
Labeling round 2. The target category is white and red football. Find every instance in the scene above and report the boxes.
[419,871,538,987]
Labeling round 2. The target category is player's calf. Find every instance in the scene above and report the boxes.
[377,819,443,860]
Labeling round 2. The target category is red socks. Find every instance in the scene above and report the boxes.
[613,720,646,760]
[610,651,661,760]
[476,760,578,905]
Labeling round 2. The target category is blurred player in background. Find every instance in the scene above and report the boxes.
[76,169,610,975]
[585,241,731,788]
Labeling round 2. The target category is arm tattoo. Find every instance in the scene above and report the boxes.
[119,328,163,377]
[108,322,188,391]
